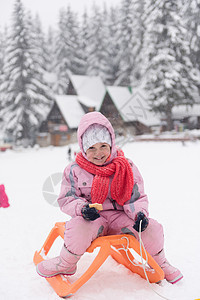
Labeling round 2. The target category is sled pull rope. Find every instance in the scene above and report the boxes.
[138,220,171,300]
[119,221,172,300]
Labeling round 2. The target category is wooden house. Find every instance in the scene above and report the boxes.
[37,96,85,146]
[67,74,106,112]
[37,74,106,147]
[37,74,162,147]
[172,104,200,130]
[100,86,161,136]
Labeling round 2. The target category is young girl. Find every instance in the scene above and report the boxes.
[36,112,183,284]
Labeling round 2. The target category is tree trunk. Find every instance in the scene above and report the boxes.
[166,103,174,131]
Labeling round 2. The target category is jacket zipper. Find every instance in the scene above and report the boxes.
[111,199,117,210]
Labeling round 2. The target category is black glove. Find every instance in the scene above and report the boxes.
[81,204,100,221]
[133,212,149,232]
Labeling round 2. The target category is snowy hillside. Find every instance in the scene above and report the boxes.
[0,141,200,300]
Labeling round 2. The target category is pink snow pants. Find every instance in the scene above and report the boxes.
[64,210,164,256]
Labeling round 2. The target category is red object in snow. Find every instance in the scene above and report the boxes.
[0,144,12,151]
[0,184,10,208]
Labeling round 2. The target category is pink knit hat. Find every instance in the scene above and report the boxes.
[82,124,112,153]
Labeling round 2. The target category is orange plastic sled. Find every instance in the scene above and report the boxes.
[33,222,164,298]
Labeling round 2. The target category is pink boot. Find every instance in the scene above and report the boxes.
[36,245,81,278]
[153,249,183,284]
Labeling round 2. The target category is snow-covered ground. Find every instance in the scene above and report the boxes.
[0,141,200,300]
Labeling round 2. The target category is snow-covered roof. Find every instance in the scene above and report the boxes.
[106,86,161,126]
[172,104,200,119]
[77,96,97,107]
[69,75,106,110]
[55,95,85,128]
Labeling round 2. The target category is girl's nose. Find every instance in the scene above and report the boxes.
[95,149,102,156]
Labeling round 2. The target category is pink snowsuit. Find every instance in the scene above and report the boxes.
[57,112,164,257]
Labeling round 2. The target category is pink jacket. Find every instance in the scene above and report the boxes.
[57,112,149,221]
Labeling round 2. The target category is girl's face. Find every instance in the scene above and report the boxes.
[86,143,111,166]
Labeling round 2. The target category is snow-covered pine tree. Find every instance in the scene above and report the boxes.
[105,6,121,85]
[98,4,122,85]
[65,7,86,76]
[129,0,147,86]
[144,0,199,130]
[0,30,4,87]
[52,9,70,94]
[31,14,57,96]
[54,5,85,93]
[42,27,58,93]
[86,4,111,82]
[115,0,137,86]
[32,14,49,72]
[79,10,90,75]
[0,29,5,121]
[0,0,53,144]
[184,0,200,95]
[0,28,6,97]
[45,27,56,73]
[54,9,70,93]
[73,11,87,76]
[99,3,119,85]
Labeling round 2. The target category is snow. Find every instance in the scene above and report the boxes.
[70,75,106,110]
[0,141,200,300]
[106,86,132,114]
[77,96,97,108]
[55,95,85,128]
[172,104,200,119]
[107,86,160,127]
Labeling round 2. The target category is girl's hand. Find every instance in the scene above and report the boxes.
[81,204,100,221]
[133,212,149,232]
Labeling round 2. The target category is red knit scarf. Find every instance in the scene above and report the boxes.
[75,149,134,206]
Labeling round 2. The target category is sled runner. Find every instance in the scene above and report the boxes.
[33,222,164,298]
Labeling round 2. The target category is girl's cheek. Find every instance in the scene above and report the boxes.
[86,152,93,161]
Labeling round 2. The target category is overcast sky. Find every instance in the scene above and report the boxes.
[0,0,121,31]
